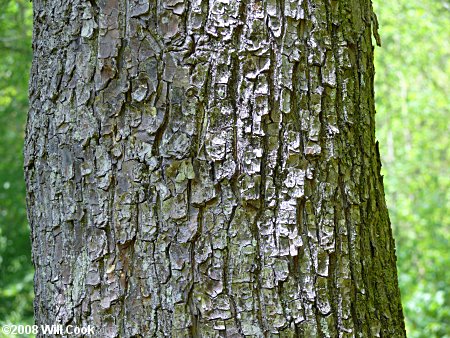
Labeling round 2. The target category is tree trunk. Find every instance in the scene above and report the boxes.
[25,0,406,336]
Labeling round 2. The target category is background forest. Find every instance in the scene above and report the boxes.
[0,0,448,337]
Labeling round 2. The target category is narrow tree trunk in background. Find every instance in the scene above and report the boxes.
[25,0,406,336]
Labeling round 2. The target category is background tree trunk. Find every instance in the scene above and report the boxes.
[25,0,406,336]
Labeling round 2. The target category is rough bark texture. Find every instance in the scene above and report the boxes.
[25,0,406,337]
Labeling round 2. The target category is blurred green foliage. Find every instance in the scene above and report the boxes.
[374,0,450,336]
[0,0,448,337]
[0,0,34,331]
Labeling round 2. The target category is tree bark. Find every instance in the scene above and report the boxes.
[25,0,406,336]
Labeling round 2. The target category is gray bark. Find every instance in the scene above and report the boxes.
[25,0,406,337]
